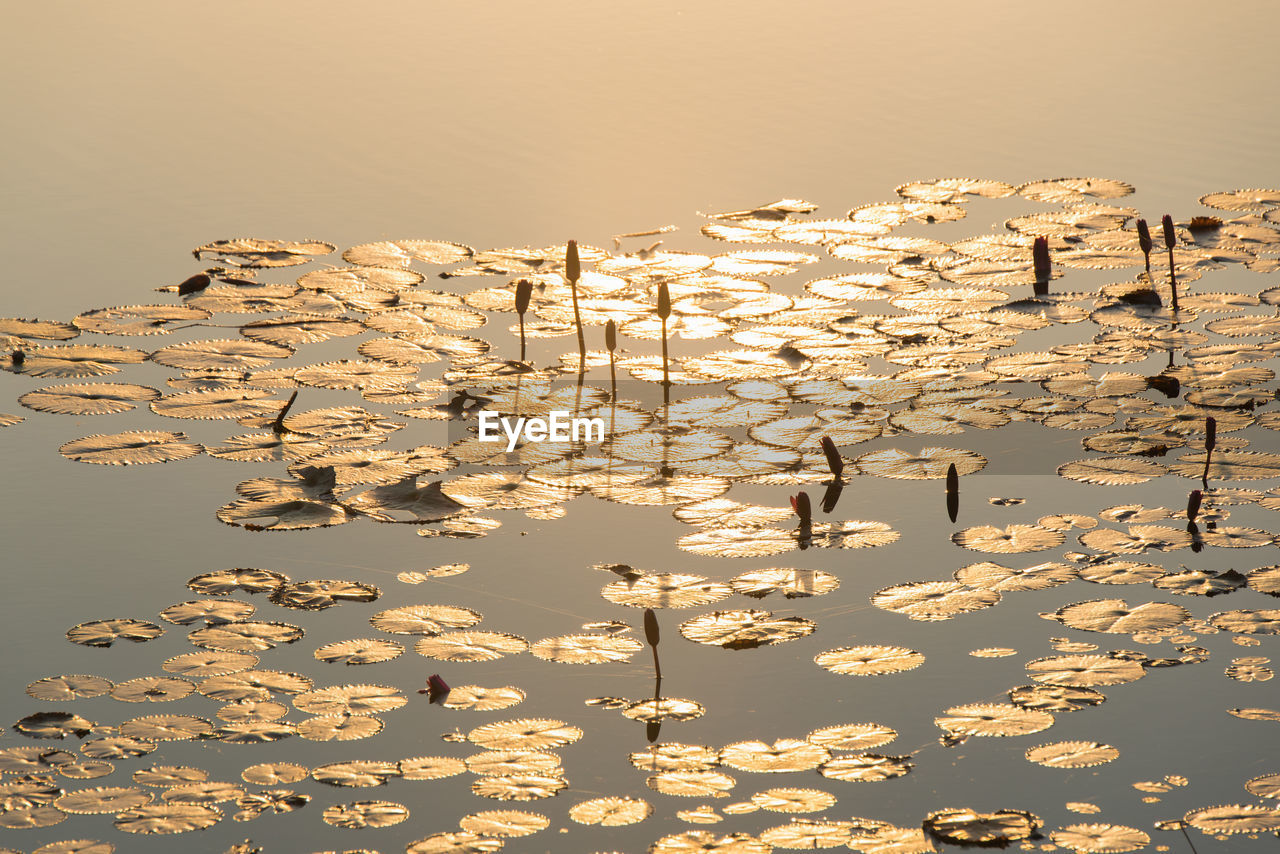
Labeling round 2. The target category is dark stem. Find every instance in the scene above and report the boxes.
[660,316,670,407]
[518,315,526,362]
[571,281,585,364]
[1167,246,1179,310]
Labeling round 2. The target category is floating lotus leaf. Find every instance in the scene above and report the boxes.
[467,718,583,751]
[415,631,528,662]
[855,446,986,479]
[1025,655,1146,687]
[66,618,163,647]
[465,750,562,777]
[160,781,244,805]
[646,770,737,799]
[26,675,113,702]
[924,807,1042,847]
[405,831,505,853]
[471,773,567,802]
[952,524,1064,553]
[889,404,1009,435]
[186,568,287,596]
[1050,823,1149,853]
[730,568,839,599]
[133,766,208,787]
[311,760,401,788]
[601,574,733,609]
[19,382,160,415]
[442,685,527,712]
[0,317,79,340]
[314,638,403,665]
[1078,561,1164,585]
[80,736,155,758]
[1247,566,1280,596]
[814,645,925,677]
[1198,189,1280,210]
[293,684,405,716]
[818,753,913,782]
[1025,741,1118,769]
[676,527,798,558]
[369,604,482,635]
[187,621,303,652]
[269,579,379,610]
[593,475,730,506]
[1077,525,1192,554]
[118,715,211,741]
[1051,599,1190,633]
[342,239,472,267]
[674,499,794,529]
[935,704,1054,738]
[296,714,383,741]
[805,723,897,753]
[1209,609,1280,634]
[458,809,549,838]
[897,177,1015,202]
[215,700,286,722]
[321,799,408,828]
[0,746,76,773]
[151,339,291,371]
[529,634,642,664]
[954,561,1076,592]
[443,472,580,510]
[1172,450,1280,481]
[60,431,202,465]
[212,722,296,743]
[630,743,721,772]
[113,803,221,834]
[159,599,255,626]
[568,795,652,826]
[872,581,1001,621]
[679,610,816,649]
[387,756,461,782]
[0,805,67,829]
[10,344,148,378]
[719,739,829,773]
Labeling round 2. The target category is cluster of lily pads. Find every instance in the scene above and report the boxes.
[3,179,1280,851]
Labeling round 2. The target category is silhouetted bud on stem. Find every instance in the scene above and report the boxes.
[565,240,580,284]
[1032,236,1051,280]
[656,282,671,320]
[605,319,617,352]
[566,240,585,363]
[515,278,532,316]
[1186,489,1202,524]
[819,435,844,480]
[178,273,211,295]
[1137,219,1152,255]
[1205,417,1216,453]
[1161,215,1176,250]
[790,491,811,526]
[643,608,660,647]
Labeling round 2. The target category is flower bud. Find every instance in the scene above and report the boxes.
[1161,215,1176,250]
[565,240,580,284]
[656,282,671,320]
[605,319,617,351]
[515,278,532,316]
[1136,219,1152,255]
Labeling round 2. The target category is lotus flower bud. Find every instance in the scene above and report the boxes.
[643,608,660,647]
[1187,489,1202,523]
[657,282,671,320]
[1161,215,1176,250]
[1137,219,1152,255]
[819,435,843,479]
[791,491,811,525]
[605,319,617,352]
[1032,236,1051,279]
[565,240,580,284]
[515,278,532,315]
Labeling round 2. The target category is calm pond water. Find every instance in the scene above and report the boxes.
[3,4,1280,853]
